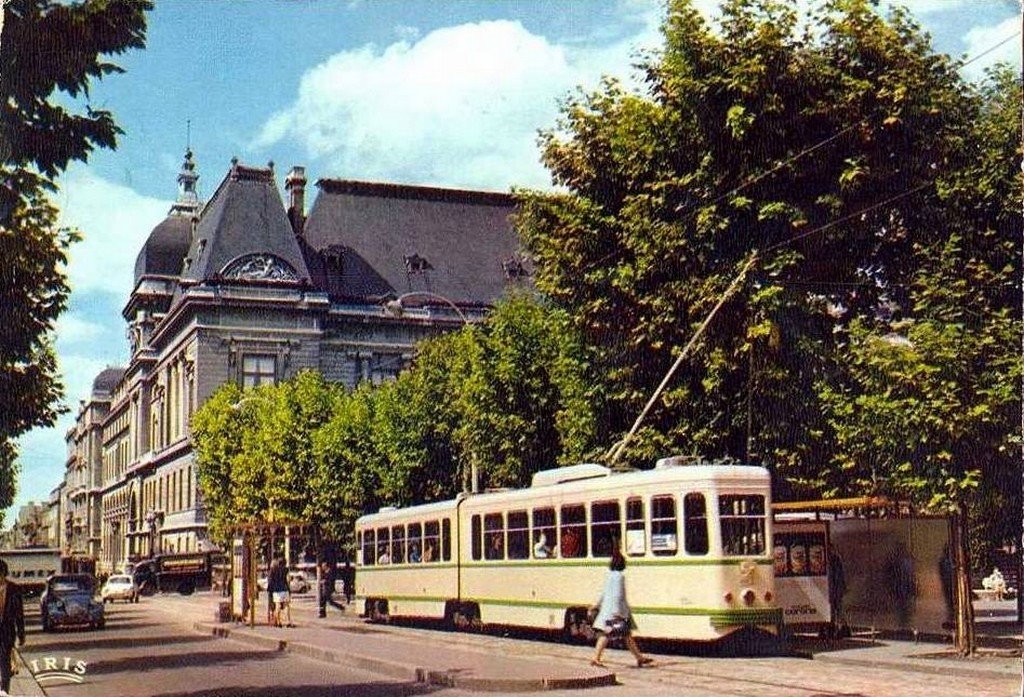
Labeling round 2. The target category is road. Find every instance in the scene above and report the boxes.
[17,598,433,697]
[15,591,1018,697]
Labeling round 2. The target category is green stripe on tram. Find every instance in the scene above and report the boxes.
[375,594,782,625]
[464,597,782,625]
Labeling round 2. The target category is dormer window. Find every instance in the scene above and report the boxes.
[404,254,432,274]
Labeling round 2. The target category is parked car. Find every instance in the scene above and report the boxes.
[101,574,140,603]
[288,570,310,594]
[40,574,104,631]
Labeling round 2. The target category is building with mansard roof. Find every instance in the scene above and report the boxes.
[55,152,530,572]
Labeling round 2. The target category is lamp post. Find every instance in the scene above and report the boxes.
[382,291,470,325]
[381,291,482,493]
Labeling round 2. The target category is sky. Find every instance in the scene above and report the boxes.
[9,0,1022,520]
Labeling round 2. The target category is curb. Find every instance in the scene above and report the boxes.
[197,622,617,692]
[10,648,47,697]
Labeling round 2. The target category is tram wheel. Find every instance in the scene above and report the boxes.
[451,602,481,632]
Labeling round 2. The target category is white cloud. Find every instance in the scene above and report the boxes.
[962,15,1021,80]
[394,24,420,42]
[54,314,105,344]
[254,20,625,190]
[882,0,974,16]
[54,166,171,296]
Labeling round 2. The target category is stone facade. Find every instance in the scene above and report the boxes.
[52,152,526,573]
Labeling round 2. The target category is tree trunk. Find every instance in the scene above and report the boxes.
[951,503,976,655]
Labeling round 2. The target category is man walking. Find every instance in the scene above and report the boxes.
[0,559,26,696]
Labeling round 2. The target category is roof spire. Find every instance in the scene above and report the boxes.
[170,144,200,216]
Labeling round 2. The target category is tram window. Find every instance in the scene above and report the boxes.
[362,529,375,566]
[650,496,678,556]
[392,525,406,564]
[532,507,556,559]
[590,501,621,557]
[625,497,646,556]
[471,515,482,561]
[408,523,423,563]
[508,510,529,559]
[484,513,505,560]
[442,518,452,561]
[377,527,391,564]
[719,494,766,556]
[423,520,439,563]
[560,504,587,558]
[684,493,709,555]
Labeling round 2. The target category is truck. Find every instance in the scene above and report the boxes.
[0,548,62,596]
[131,551,224,595]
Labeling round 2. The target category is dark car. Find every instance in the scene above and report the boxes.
[40,574,105,631]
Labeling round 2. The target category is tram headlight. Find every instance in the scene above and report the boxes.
[741,588,756,605]
[723,591,734,603]
[764,590,773,603]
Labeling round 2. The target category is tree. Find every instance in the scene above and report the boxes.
[816,67,1021,655]
[0,0,151,510]
[451,292,600,489]
[516,0,976,477]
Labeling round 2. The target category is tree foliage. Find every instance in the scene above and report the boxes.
[0,0,151,512]
[515,0,1018,502]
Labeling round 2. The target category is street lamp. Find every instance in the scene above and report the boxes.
[379,291,482,494]
[382,291,470,325]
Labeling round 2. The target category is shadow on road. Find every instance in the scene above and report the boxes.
[26,633,216,654]
[151,682,441,697]
[84,649,285,675]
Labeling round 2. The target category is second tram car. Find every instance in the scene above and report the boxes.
[355,457,780,643]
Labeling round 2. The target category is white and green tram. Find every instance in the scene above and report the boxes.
[354,457,781,642]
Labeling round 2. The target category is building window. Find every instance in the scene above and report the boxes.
[242,355,276,389]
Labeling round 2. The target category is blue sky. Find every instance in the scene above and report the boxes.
[9,0,1022,520]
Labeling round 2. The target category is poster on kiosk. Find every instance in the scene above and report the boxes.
[773,519,832,631]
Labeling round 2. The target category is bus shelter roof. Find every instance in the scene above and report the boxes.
[772,496,893,512]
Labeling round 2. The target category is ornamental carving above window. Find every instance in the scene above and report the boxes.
[221,253,298,282]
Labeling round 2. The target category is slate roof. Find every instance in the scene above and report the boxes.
[179,161,311,286]
[301,179,526,305]
[134,215,190,282]
[92,367,126,397]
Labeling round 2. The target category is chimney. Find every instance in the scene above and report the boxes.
[285,166,307,236]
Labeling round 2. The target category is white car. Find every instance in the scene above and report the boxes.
[101,574,139,603]
[287,570,310,594]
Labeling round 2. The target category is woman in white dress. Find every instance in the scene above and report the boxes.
[590,549,652,668]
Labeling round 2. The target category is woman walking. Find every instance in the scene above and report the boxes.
[590,549,652,668]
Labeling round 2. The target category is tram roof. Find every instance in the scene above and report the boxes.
[356,464,769,526]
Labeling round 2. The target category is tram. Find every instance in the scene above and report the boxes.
[354,456,781,642]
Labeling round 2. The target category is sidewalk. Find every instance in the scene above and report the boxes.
[8,649,46,697]
[793,598,1021,680]
[195,597,617,692]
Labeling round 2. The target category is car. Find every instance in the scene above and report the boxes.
[40,574,105,632]
[101,574,140,603]
[287,570,310,594]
